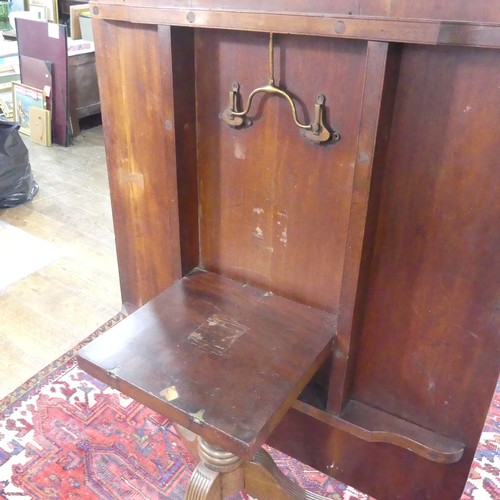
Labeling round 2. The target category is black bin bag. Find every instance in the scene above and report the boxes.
[0,121,38,208]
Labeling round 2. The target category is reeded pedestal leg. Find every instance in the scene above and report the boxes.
[185,437,244,500]
[244,448,330,500]
[178,425,329,500]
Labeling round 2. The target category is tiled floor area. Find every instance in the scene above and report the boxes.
[0,125,121,398]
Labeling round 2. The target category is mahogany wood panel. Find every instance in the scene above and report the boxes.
[328,41,401,412]
[352,42,500,453]
[93,20,182,308]
[304,41,500,498]
[78,270,336,458]
[196,31,366,311]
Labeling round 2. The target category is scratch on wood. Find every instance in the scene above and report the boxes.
[252,226,273,252]
[253,226,264,240]
[234,142,246,159]
[188,314,249,355]
[118,170,145,192]
[279,227,288,245]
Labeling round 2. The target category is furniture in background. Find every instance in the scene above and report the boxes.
[16,18,69,145]
[67,48,98,135]
[78,1,500,498]
[16,18,99,144]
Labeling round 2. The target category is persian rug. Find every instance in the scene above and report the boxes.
[0,315,498,499]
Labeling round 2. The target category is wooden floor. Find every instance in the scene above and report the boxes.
[0,125,121,399]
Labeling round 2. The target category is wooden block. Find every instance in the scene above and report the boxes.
[29,107,51,146]
[70,4,90,40]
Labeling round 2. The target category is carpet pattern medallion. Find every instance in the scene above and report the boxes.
[0,316,498,499]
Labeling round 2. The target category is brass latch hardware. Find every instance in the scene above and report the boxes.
[220,33,340,145]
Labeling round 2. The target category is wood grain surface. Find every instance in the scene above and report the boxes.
[78,270,336,458]
[88,3,500,497]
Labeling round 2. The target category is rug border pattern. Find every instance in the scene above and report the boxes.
[0,312,125,414]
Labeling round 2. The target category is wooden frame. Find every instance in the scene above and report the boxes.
[28,0,58,23]
[70,4,90,40]
[0,82,14,120]
[12,82,46,136]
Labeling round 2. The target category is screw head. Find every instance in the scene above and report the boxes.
[335,21,346,34]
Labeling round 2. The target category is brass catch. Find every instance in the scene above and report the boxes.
[220,33,340,145]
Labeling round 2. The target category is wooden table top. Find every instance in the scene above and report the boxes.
[78,269,336,457]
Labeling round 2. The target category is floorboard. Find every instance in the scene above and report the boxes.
[0,125,121,398]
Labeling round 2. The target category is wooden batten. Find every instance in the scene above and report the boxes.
[328,40,401,414]
[89,1,500,49]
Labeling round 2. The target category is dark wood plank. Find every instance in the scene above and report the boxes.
[93,20,182,308]
[78,270,336,458]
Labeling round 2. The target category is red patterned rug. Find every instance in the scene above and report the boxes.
[0,315,498,499]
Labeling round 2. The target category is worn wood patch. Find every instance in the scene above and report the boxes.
[188,314,249,355]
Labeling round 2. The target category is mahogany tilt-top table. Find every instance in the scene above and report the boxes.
[78,1,500,498]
